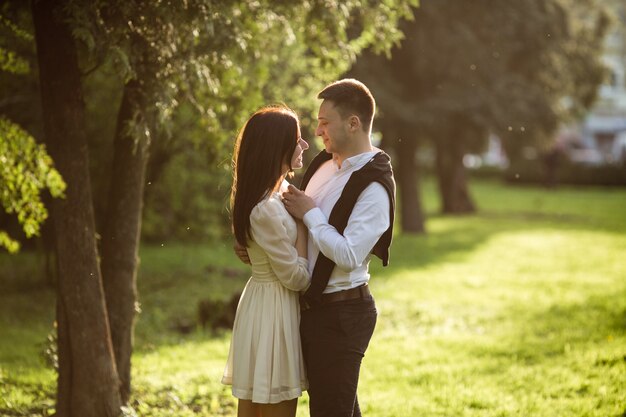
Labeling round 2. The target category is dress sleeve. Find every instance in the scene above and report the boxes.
[250,199,310,291]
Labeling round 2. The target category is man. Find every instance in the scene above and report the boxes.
[281,78,395,417]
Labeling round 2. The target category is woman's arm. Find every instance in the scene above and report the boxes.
[250,199,310,291]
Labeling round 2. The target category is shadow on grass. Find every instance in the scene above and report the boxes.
[377,209,624,276]
[129,375,235,417]
[4,206,620,356]
[471,285,626,367]
[2,181,625,415]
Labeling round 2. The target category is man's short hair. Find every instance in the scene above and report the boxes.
[317,78,375,132]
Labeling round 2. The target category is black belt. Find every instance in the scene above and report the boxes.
[300,283,370,311]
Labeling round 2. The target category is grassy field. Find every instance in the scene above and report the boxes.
[1,179,625,416]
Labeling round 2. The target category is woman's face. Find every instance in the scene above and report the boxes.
[290,134,309,170]
[284,126,309,173]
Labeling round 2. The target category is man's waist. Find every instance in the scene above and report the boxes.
[300,283,371,311]
[322,278,368,294]
[307,270,370,290]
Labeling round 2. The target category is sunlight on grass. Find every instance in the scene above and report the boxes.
[363,212,626,417]
[1,179,625,416]
[130,335,237,416]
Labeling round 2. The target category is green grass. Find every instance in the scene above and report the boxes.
[1,178,625,416]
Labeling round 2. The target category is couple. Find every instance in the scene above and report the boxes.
[222,79,396,417]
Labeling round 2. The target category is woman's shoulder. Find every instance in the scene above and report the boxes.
[251,193,285,221]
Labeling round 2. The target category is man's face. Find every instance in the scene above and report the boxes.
[315,100,349,155]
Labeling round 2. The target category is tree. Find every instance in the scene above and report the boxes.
[32,0,122,414]
[16,0,418,414]
[347,56,429,232]
[0,3,65,253]
[354,0,608,218]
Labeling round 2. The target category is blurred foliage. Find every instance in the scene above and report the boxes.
[0,118,67,221]
[351,0,610,216]
[0,2,41,137]
[505,159,626,186]
[70,0,417,153]
[355,0,609,157]
[142,139,232,243]
[0,2,66,254]
[0,117,65,255]
[0,8,31,75]
[0,0,418,244]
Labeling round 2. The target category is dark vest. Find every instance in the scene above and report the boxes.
[300,150,396,306]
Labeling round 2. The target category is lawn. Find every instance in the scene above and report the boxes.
[1,178,625,416]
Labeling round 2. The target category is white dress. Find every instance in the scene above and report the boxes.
[222,187,310,404]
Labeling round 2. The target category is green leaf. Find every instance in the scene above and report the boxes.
[0,117,66,253]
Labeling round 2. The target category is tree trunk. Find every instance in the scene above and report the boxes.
[434,136,475,214]
[32,0,122,415]
[100,79,151,404]
[391,127,426,233]
[55,297,71,417]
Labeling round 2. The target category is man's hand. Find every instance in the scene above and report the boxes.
[282,184,316,220]
[233,241,251,265]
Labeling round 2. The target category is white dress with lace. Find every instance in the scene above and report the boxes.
[222,188,310,404]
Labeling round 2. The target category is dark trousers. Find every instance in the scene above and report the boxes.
[300,296,377,417]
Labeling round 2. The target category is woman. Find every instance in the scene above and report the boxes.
[222,105,310,417]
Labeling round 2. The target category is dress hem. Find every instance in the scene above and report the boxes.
[224,383,307,404]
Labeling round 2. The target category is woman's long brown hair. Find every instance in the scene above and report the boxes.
[231,105,299,247]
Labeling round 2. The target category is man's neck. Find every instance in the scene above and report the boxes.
[334,138,373,169]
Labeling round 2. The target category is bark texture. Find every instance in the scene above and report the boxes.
[434,136,476,214]
[100,79,151,404]
[32,0,122,415]
[388,127,426,233]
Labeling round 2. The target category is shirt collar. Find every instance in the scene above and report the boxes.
[333,150,378,172]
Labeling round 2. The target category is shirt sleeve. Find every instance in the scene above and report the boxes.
[303,182,390,272]
[251,199,310,291]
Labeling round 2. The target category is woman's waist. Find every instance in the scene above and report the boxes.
[248,271,280,283]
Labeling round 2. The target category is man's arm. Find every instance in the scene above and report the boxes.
[283,183,390,271]
[233,241,250,265]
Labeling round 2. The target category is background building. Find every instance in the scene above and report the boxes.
[581,1,626,165]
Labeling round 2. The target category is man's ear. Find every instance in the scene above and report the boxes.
[348,115,361,132]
